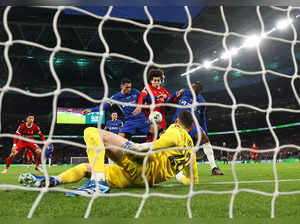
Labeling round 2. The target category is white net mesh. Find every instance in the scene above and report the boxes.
[0,5,300,219]
[70,157,89,165]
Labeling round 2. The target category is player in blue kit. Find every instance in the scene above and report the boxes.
[82,78,159,138]
[45,143,54,167]
[104,112,123,135]
[167,81,224,175]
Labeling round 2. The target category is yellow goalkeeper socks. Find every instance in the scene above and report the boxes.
[58,163,88,184]
[84,127,105,181]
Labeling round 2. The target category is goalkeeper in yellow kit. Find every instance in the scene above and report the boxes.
[19,111,198,195]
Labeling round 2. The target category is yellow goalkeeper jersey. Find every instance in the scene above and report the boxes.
[144,123,198,185]
[105,123,198,188]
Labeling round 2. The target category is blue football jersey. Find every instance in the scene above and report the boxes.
[105,119,123,134]
[168,89,207,133]
[91,88,147,121]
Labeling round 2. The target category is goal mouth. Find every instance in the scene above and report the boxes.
[0,6,299,219]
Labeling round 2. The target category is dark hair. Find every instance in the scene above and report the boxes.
[26,113,35,118]
[193,81,203,94]
[147,66,164,83]
[178,110,193,129]
[120,78,132,85]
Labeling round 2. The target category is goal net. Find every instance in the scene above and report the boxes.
[0,5,300,219]
[70,157,89,165]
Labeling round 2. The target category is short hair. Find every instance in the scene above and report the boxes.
[178,110,193,129]
[120,78,132,85]
[26,113,35,118]
[193,81,203,93]
[147,66,165,83]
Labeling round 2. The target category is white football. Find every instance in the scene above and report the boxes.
[149,111,162,123]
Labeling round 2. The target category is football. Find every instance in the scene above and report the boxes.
[149,111,162,123]
[18,173,38,187]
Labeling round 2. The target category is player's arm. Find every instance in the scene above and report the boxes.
[177,153,198,184]
[83,94,116,115]
[132,89,143,115]
[90,101,111,113]
[13,124,23,146]
[166,89,184,103]
[35,125,46,141]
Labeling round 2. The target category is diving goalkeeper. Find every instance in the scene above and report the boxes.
[20,111,198,195]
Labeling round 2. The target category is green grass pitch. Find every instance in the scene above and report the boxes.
[0,163,300,218]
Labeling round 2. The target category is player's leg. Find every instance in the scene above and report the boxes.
[193,127,224,175]
[19,163,91,188]
[29,143,43,172]
[81,127,110,195]
[2,142,24,173]
[26,154,30,168]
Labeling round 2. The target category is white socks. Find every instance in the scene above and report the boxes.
[203,142,217,169]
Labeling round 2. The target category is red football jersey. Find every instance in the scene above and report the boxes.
[23,148,34,157]
[138,84,170,128]
[13,122,45,144]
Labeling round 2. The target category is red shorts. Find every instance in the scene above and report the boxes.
[251,152,257,157]
[15,141,40,152]
[26,150,34,159]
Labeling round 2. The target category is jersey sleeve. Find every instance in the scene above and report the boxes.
[13,124,23,144]
[166,90,181,103]
[138,88,148,105]
[182,152,198,184]
[153,127,180,150]
[35,125,46,141]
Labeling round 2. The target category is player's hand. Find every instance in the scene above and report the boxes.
[176,89,184,97]
[132,107,142,115]
[82,110,92,115]
[11,146,17,153]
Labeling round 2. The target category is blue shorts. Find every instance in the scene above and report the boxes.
[45,150,52,159]
[120,118,151,135]
[189,122,204,139]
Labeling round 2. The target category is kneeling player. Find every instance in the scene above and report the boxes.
[19,111,198,195]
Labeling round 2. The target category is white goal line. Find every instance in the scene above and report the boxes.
[158,178,300,187]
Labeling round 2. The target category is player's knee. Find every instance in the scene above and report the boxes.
[200,132,209,145]
[84,127,98,136]
[83,163,92,176]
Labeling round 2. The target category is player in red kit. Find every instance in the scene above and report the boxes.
[251,143,259,163]
[2,114,45,173]
[23,148,35,167]
[135,67,170,129]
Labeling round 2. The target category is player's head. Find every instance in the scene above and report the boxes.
[120,78,132,94]
[111,112,118,120]
[192,81,203,95]
[147,67,164,89]
[26,113,35,124]
[177,110,193,130]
